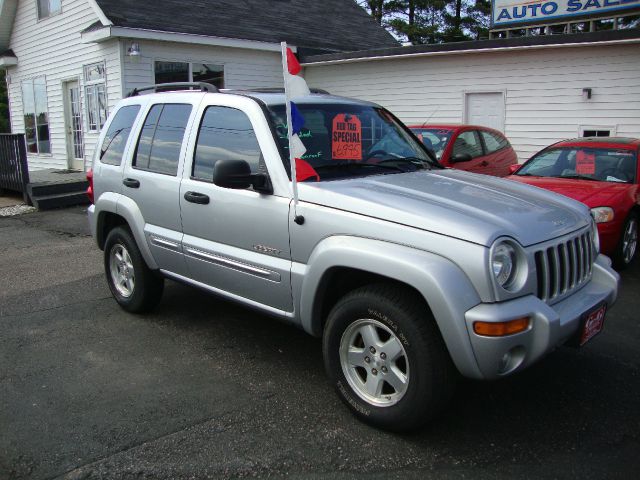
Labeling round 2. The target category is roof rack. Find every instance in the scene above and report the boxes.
[126,82,218,98]
[236,87,330,95]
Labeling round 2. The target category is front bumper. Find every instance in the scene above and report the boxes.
[464,255,619,379]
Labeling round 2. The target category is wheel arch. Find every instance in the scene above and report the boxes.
[298,236,484,379]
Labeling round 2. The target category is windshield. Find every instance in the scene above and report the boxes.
[268,103,436,181]
[408,127,453,160]
[517,147,637,184]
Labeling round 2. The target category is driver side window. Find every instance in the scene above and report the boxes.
[453,131,483,159]
[192,106,263,182]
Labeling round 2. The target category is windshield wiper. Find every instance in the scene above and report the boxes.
[375,156,435,170]
[313,163,405,173]
[559,173,599,181]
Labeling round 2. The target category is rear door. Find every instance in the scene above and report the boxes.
[449,130,489,174]
[179,98,293,313]
[121,93,202,276]
[479,129,517,177]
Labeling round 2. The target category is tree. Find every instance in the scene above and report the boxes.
[356,0,490,45]
[0,70,10,133]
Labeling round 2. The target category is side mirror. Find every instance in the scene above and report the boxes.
[212,159,271,193]
[509,164,522,174]
[450,152,472,163]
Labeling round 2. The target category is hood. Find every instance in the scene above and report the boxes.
[298,169,590,247]
[509,176,632,207]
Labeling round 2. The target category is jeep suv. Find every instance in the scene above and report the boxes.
[88,83,619,431]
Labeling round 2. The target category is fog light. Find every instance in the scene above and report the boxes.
[473,317,530,337]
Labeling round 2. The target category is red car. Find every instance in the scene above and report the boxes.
[508,137,639,269]
[408,124,518,177]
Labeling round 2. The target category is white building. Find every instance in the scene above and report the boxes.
[303,29,640,162]
[0,0,397,172]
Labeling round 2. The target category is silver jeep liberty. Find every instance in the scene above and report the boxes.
[88,84,619,431]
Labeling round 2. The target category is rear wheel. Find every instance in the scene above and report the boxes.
[104,226,164,312]
[323,284,456,432]
[613,212,638,270]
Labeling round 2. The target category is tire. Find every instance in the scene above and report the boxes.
[613,212,638,270]
[323,284,456,432]
[104,226,164,313]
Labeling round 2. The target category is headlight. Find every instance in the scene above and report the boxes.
[591,207,614,223]
[492,242,517,289]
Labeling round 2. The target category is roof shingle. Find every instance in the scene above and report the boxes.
[94,0,398,52]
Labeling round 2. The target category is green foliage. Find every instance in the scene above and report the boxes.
[357,0,491,45]
[0,70,9,133]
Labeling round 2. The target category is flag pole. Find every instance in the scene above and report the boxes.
[281,41,300,221]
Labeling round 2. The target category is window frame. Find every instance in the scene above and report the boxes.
[36,0,62,21]
[83,61,108,132]
[21,76,51,156]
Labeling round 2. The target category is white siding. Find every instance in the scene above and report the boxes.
[5,0,120,171]
[305,44,640,162]
[122,40,283,95]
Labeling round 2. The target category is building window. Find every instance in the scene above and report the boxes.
[84,62,107,131]
[154,61,224,88]
[582,130,611,138]
[21,77,51,154]
[37,0,62,20]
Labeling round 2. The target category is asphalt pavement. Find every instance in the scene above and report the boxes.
[0,206,638,479]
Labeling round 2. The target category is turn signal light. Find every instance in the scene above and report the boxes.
[473,317,530,337]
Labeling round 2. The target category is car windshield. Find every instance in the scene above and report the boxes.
[517,147,637,184]
[268,103,436,181]
[408,127,454,160]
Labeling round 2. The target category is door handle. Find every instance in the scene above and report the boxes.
[184,191,210,205]
[122,178,140,188]
[480,160,489,167]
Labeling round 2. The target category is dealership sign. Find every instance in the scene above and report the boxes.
[492,0,640,27]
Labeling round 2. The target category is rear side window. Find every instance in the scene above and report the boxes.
[192,106,263,182]
[99,105,141,166]
[481,131,509,154]
[134,104,192,175]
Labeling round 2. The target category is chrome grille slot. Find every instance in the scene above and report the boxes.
[535,229,594,303]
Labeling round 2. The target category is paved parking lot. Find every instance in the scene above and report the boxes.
[1,206,639,479]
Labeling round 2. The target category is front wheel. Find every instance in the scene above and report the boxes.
[613,212,638,270]
[323,284,456,432]
[104,226,164,313]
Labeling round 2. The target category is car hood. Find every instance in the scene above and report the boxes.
[508,176,631,207]
[298,169,590,247]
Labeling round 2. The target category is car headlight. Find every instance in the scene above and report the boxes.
[491,241,520,290]
[591,207,614,224]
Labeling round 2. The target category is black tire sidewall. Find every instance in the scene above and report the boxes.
[104,226,161,312]
[323,287,449,431]
[614,212,639,269]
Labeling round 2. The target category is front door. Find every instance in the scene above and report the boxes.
[179,104,293,313]
[64,80,84,170]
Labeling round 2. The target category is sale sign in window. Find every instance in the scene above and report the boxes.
[576,150,595,175]
[332,114,362,161]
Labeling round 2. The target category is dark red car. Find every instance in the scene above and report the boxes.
[508,137,639,269]
[408,124,518,177]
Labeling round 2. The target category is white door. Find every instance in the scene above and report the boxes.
[465,92,505,132]
[64,80,84,170]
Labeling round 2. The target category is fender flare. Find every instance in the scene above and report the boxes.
[95,193,158,270]
[298,236,484,379]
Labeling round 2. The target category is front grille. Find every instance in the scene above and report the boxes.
[534,229,594,303]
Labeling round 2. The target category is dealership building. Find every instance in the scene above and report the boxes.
[303,2,640,162]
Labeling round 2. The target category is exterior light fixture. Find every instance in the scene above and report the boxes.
[582,88,592,100]
[127,42,141,57]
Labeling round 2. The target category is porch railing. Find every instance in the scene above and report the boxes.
[0,134,30,204]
